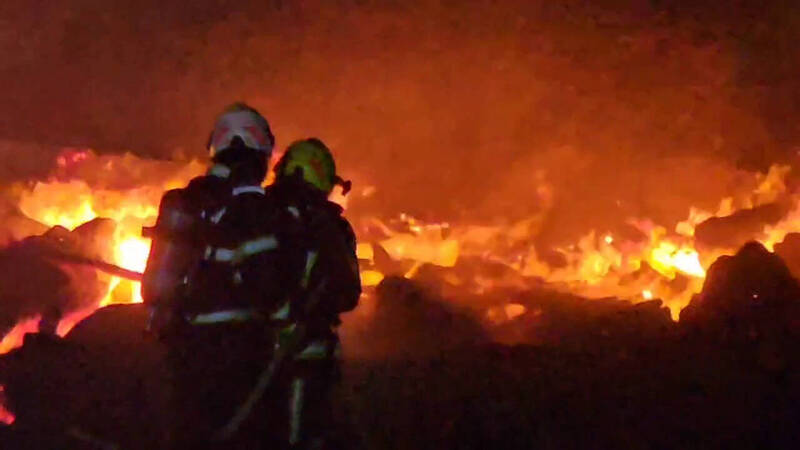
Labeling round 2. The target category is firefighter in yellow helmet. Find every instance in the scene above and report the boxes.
[265,138,361,449]
[183,138,359,448]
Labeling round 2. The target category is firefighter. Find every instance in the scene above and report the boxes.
[142,101,275,334]
[141,102,281,448]
[265,138,362,449]
[184,138,359,448]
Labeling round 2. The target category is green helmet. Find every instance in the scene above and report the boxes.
[276,138,343,194]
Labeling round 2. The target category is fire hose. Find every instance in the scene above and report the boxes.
[39,249,143,281]
[213,278,329,441]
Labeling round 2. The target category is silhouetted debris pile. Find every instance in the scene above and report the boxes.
[694,203,791,249]
[774,232,800,280]
[3,242,800,448]
[0,304,168,449]
[342,336,800,450]
[0,218,114,335]
[680,241,800,339]
[342,276,489,360]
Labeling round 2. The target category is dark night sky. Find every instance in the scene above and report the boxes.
[0,0,799,238]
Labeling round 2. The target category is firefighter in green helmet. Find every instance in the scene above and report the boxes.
[194,137,360,448]
[267,138,361,449]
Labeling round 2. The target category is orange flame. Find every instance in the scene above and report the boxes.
[0,316,41,354]
[352,163,796,321]
[18,181,159,308]
[1,150,798,343]
[0,385,14,425]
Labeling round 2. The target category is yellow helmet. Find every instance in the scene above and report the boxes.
[275,138,348,194]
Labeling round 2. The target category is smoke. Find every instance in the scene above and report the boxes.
[0,0,798,240]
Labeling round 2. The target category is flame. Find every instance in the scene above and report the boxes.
[351,163,798,321]
[356,243,374,261]
[486,303,529,324]
[0,316,41,354]
[0,385,14,425]
[360,270,385,287]
[0,149,797,422]
[8,151,206,336]
[103,235,152,306]
[378,217,458,267]
[55,308,98,337]
[648,240,706,279]
[1,148,798,350]
[19,181,160,308]
[504,303,527,320]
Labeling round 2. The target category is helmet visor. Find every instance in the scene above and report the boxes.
[209,110,274,155]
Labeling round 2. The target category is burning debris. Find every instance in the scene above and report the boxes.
[0,146,798,353]
[0,219,119,348]
[0,0,799,447]
[0,149,800,448]
[0,150,205,356]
